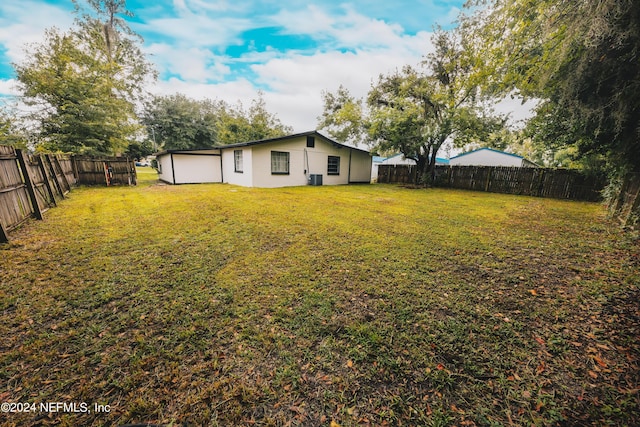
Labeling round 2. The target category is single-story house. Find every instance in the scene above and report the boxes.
[449,148,538,167]
[155,131,372,188]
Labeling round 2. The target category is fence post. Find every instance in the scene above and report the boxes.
[485,168,492,192]
[38,155,58,207]
[52,155,71,194]
[71,155,79,181]
[15,149,44,220]
[535,169,546,197]
[44,155,65,198]
[0,220,8,243]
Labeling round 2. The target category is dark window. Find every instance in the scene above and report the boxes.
[271,151,290,174]
[328,156,340,175]
[234,150,243,173]
[306,136,315,148]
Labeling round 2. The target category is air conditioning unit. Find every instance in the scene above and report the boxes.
[309,174,323,186]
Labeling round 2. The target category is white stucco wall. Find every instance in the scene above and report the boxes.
[450,149,524,167]
[222,148,253,187]
[172,151,222,184]
[248,135,371,188]
[349,150,373,183]
[157,153,174,183]
[157,134,371,187]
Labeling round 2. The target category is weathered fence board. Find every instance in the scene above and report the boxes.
[0,144,135,243]
[378,164,606,202]
[0,146,34,237]
[73,156,137,186]
[609,173,640,226]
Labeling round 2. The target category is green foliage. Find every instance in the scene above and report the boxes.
[0,108,28,148]
[319,29,507,183]
[141,94,218,150]
[463,0,640,173]
[367,29,506,183]
[317,84,365,144]
[215,92,293,145]
[13,0,155,155]
[142,92,293,150]
[125,139,154,160]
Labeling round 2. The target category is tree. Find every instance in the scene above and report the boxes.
[367,30,505,183]
[317,85,365,144]
[141,92,292,151]
[125,140,154,160]
[216,92,293,145]
[0,108,28,148]
[14,0,154,155]
[141,94,218,151]
[463,0,640,173]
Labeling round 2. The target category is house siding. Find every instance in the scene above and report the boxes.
[170,150,222,184]
[349,149,373,182]
[157,153,175,184]
[222,148,253,187]
[249,135,363,188]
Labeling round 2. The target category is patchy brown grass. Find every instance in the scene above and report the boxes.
[0,168,638,426]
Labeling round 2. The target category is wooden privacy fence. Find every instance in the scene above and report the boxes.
[378,164,606,202]
[609,173,640,226]
[73,155,137,186]
[0,145,136,243]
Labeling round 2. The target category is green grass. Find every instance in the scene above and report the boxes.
[1,167,638,426]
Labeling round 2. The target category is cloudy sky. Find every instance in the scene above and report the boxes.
[0,0,478,132]
[0,0,535,137]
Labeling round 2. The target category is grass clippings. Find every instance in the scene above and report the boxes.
[0,168,638,426]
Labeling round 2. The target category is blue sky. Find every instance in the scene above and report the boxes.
[0,0,477,131]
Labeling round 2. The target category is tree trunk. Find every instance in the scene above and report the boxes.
[416,156,428,185]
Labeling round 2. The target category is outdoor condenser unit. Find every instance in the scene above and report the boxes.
[309,174,323,186]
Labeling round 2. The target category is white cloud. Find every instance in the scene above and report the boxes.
[140,3,437,132]
[0,79,19,97]
[271,4,418,51]
[0,0,476,136]
[145,43,231,82]
[139,15,250,49]
[247,28,434,132]
[151,77,258,104]
[0,1,74,65]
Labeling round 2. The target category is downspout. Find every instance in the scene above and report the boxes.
[170,153,176,184]
[304,149,310,183]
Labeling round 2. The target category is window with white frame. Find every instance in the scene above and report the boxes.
[271,151,289,174]
[327,155,340,175]
[234,150,243,173]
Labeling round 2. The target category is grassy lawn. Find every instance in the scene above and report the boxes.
[1,167,638,426]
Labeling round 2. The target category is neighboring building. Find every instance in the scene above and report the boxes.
[380,153,450,166]
[371,155,386,183]
[449,148,538,167]
[155,131,372,188]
